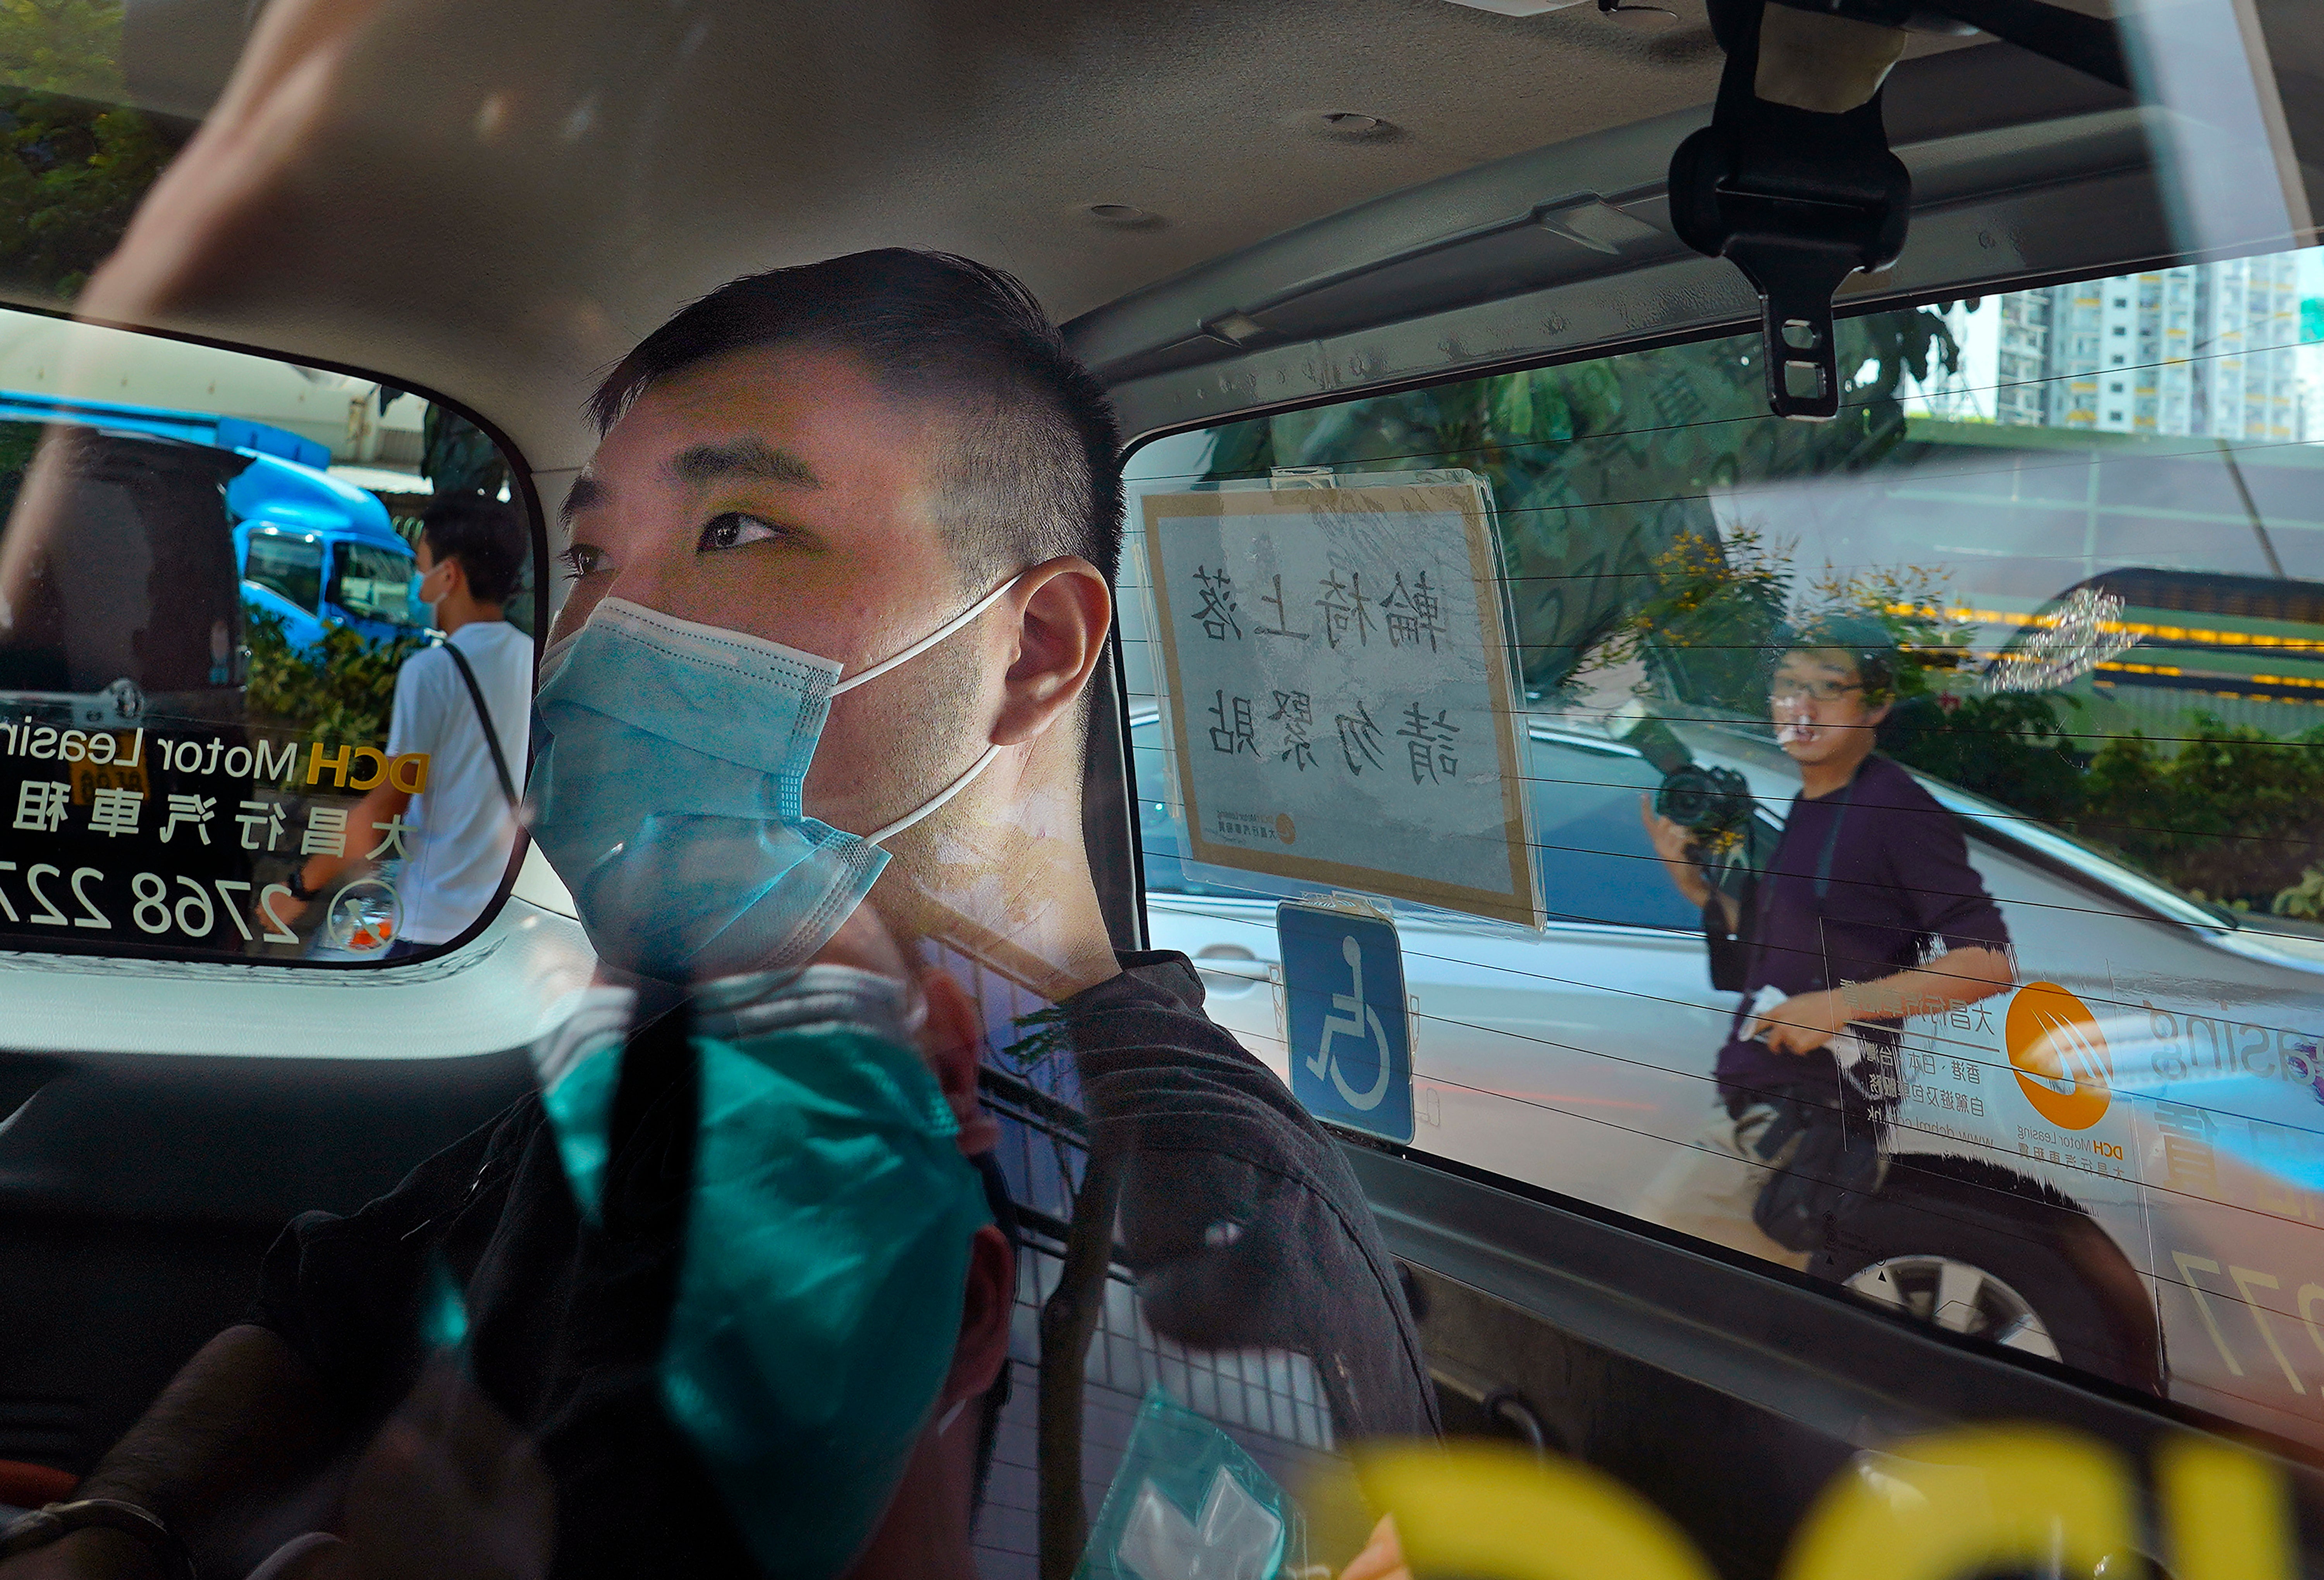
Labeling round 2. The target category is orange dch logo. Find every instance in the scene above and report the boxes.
[2005,982,2113,1130]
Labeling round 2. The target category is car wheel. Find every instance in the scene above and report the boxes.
[1811,1157,2163,1395]
[1838,1254,2060,1360]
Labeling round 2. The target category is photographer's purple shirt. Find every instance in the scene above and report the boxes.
[1719,754,2011,1099]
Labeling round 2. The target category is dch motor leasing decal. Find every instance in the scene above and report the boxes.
[2006,981,2113,1130]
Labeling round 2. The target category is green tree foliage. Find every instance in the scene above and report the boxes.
[2075,719,2324,908]
[1869,695,2324,911]
[2274,862,2324,922]
[1202,308,1961,700]
[245,608,426,750]
[1882,692,2088,828]
[0,89,176,297]
[1584,525,1792,711]
[0,0,122,96]
[0,1,182,300]
[0,413,38,515]
[1580,524,1971,717]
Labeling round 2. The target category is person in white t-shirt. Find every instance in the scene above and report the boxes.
[281,496,533,956]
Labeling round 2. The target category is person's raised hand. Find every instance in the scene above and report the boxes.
[1746,988,1851,1056]
[76,0,409,325]
[1637,795,1694,867]
[1338,1512,1411,1580]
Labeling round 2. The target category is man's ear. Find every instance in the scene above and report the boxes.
[940,1224,1014,1411]
[992,555,1110,748]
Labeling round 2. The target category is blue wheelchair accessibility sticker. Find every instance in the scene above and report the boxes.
[1277,902,1413,1145]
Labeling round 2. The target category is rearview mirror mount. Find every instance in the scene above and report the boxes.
[1671,0,2131,421]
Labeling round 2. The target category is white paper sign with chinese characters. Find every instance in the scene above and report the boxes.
[1142,475,1538,927]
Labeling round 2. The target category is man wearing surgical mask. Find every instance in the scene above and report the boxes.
[535,248,1433,1445]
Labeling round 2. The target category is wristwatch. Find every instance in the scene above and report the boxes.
[285,865,323,902]
[0,1499,197,1580]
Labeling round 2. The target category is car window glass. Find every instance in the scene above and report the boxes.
[1133,714,1304,903]
[1529,734,1703,930]
[0,306,536,965]
[19,6,2324,1575]
[1123,240,2324,1437]
[245,532,323,613]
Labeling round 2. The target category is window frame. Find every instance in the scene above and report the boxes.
[0,301,547,972]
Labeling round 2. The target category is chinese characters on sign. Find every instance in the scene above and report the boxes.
[1143,477,1537,926]
[1,720,431,953]
[9,776,410,855]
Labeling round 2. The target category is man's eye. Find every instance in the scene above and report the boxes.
[557,545,608,582]
[698,513,783,553]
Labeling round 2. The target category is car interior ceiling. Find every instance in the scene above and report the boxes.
[55,0,2023,491]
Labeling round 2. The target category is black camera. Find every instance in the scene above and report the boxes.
[1654,763,1757,843]
[1608,703,1760,845]
[1608,701,1765,989]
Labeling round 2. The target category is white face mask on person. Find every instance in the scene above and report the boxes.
[1772,692,1816,746]
[527,575,1020,982]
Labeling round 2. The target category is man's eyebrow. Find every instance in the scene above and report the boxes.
[558,474,607,529]
[669,439,823,492]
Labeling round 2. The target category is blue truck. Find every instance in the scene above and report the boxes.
[0,390,430,656]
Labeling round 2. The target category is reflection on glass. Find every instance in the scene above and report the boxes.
[244,531,323,613]
[0,309,534,965]
[329,540,425,629]
[1127,241,2324,1453]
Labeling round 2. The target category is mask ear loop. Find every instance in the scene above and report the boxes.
[865,744,1003,846]
[835,571,1026,847]
[828,572,1024,698]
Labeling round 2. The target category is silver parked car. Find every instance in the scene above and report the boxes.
[1137,706,2324,1451]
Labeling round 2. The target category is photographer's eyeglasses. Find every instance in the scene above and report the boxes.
[1770,677,1864,704]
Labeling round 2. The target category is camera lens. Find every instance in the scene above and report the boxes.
[1657,764,1753,838]
[1657,766,1714,827]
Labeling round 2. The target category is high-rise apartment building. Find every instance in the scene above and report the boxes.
[1980,254,2303,439]
[1991,289,2050,426]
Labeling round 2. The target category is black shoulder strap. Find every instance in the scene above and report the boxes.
[1810,773,1860,903]
[442,640,518,808]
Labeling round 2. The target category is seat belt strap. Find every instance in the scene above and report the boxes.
[443,641,519,809]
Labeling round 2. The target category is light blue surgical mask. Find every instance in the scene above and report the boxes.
[407,567,433,622]
[529,966,991,1580]
[527,579,1018,982]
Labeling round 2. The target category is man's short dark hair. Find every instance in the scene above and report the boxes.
[419,495,528,607]
[589,250,1124,590]
[1777,613,1901,703]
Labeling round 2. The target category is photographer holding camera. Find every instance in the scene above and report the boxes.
[1635,617,2015,1267]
